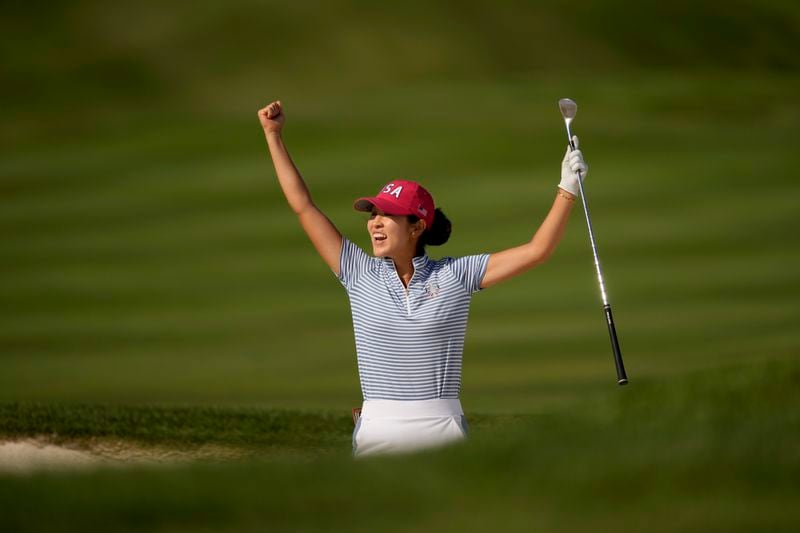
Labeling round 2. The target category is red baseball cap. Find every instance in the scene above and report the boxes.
[353,180,435,229]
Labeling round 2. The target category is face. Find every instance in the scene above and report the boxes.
[367,206,425,258]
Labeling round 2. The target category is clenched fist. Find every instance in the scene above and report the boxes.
[258,100,285,135]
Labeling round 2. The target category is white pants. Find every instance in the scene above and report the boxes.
[352,399,469,458]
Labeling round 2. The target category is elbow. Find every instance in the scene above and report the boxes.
[539,248,556,264]
[528,243,553,267]
[291,198,315,216]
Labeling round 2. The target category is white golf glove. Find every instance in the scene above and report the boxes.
[558,135,588,197]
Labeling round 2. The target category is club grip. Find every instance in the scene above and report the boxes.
[603,304,628,385]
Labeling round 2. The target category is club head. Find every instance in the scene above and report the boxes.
[559,98,577,121]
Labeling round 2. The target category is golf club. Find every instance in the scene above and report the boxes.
[558,98,628,386]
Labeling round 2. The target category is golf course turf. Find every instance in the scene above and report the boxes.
[1,358,798,531]
[2,1,799,531]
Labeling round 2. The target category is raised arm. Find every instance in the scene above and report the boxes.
[480,137,588,289]
[258,101,343,275]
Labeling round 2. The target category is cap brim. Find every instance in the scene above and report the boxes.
[353,196,410,216]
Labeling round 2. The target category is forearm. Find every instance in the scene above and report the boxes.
[264,131,314,214]
[529,189,575,259]
[480,144,586,289]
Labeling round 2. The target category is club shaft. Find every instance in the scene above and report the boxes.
[565,125,628,385]
[567,130,608,305]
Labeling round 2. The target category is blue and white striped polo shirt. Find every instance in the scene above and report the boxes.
[336,237,490,401]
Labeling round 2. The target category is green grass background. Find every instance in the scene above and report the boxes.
[1,0,799,531]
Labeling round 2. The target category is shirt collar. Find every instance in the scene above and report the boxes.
[381,255,431,269]
[413,254,430,269]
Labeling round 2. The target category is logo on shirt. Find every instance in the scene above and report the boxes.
[424,280,440,299]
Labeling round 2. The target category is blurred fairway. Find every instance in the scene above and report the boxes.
[2,0,798,413]
[2,0,799,531]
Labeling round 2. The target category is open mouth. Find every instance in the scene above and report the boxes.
[372,233,387,244]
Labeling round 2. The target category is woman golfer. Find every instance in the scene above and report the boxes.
[258,100,587,458]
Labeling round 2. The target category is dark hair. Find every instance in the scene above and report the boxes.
[408,208,451,256]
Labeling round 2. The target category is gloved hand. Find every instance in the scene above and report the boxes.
[558,135,588,197]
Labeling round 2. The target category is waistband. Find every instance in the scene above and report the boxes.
[361,399,464,418]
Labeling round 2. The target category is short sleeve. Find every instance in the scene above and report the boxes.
[446,253,491,294]
[336,237,373,291]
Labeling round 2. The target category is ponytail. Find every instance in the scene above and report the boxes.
[410,208,451,256]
